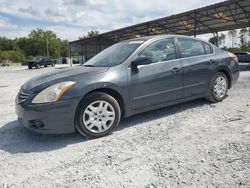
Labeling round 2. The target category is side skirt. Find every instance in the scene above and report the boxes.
[125,94,207,118]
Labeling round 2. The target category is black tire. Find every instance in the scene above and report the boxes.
[206,72,228,102]
[36,64,41,69]
[28,65,32,69]
[75,92,121,138]
[44,65,48,67]
[51,63,55,67]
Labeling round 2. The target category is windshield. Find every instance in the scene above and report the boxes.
[84,41,144,67]
[33,57,42,61]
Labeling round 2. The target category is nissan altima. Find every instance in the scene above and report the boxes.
[15,35,239,138]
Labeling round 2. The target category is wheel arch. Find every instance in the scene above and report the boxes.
[75,88,125,123]
[215,66,232,89]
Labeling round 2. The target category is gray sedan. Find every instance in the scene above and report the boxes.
[15,35,239,138]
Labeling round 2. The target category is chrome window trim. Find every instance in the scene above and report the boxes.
[176,37,215,58]
[128,36,216,69]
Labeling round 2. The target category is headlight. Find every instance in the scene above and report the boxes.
[32,81,76,104]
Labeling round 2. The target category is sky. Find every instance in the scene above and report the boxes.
[0,0,226,42]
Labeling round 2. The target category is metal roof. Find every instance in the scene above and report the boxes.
[70,0,250,60]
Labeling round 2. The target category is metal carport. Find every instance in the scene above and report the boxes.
[70,0,250,61]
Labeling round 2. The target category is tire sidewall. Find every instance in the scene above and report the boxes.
[76,92,121,138]
[36,64,41,69]
[210,72,228,102]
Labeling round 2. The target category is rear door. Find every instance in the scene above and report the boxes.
[176,38,214,97]
[128,37,183,109]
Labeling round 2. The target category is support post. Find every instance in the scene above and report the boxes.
[84,44,87,61]
[146,24,149,36]
[213,32,219,47]
[81,44,84,65]
[194,11,197,37]
[69,43,72,67]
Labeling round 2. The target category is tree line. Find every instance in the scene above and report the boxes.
[1,28,249,63]
[209,28,250,52]
[0,29,100,63]
[0,29,69,63]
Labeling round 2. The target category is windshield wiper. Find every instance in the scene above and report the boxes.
[84,65,96,67]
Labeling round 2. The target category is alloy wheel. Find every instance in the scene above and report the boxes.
[83,100,115,133]
[213,76,227,99]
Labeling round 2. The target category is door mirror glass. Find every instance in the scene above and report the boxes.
[131,56,152,67]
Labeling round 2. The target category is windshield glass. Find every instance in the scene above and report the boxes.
[33,57,42,61]
[84,41,144,67]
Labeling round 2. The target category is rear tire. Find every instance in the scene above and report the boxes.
[206,72,228,102]
[36,64,41,69]
[75,92,121,138]
[28,65,32,69]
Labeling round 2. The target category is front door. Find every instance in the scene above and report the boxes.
[128,37,184,110]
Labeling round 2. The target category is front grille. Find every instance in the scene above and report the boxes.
[16,89,33,104]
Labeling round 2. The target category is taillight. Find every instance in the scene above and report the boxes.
[228,52,238,63]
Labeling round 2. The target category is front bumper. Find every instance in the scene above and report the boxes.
[15,98,80,134]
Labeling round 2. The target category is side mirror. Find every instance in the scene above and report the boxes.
[131,56,152,68]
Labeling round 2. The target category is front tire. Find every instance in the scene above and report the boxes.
[206,72,228,102]
[75,92,121,138]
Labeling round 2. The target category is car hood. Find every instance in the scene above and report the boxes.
[22,66,109,92]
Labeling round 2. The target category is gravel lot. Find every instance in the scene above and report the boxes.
[0,64,249,188]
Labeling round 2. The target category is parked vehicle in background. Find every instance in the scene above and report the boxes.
[234,52,250,66]
[1,58,13,66]
[72,56,85,64]
[26,56,56,69]
[16,35,239,138]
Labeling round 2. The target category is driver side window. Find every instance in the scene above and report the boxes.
[137,38,177,64]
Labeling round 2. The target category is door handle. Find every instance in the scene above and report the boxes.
[209,59,214,64]
[171,67,181,73]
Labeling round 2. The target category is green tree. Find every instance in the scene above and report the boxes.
[228,29,237,48]
[14,37,33,56]
[0,37,16,51]
[79,30,99,39]
[248,28,250,51]
[87,30,99,37]
[239,28,248,51]
[1,28,73,62]
[28,29,61,58]
[208,33,226,47]
[0,50,26,63]
[60,40,69,57]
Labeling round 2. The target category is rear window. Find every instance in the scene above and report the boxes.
[177,38,206,58]
[203,42,213,54]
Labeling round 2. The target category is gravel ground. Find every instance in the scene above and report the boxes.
[0,64,249,188]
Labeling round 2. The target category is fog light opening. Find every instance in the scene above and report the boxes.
[29,120,45,128]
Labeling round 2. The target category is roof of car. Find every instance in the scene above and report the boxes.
[123,35,210,44]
